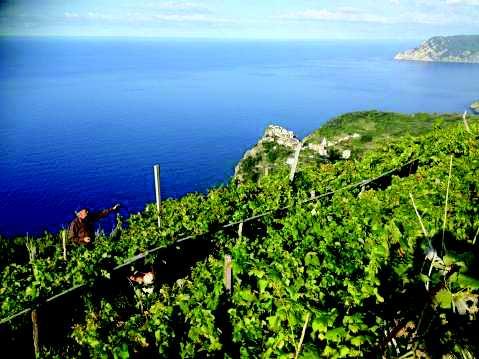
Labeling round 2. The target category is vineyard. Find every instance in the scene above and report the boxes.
[1,116,479,358]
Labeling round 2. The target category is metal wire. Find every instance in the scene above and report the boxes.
[0,158,418,325]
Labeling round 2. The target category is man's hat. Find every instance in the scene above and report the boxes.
[75,207,90,215]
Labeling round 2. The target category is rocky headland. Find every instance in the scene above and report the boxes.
[471,101,479,114]
[395,35,479,63]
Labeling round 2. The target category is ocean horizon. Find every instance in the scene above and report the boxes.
[1,37,478,237]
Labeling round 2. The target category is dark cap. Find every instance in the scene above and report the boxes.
[75,207,90,215]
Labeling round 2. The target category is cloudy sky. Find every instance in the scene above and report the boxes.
[0,0,478,39]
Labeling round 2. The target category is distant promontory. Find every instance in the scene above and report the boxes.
[471,100,479,114]
[395,35,479,63]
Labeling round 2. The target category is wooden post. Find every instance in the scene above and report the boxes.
[238,221,243,239]
[289,142,302,182]
[26,238,40,357]
[224,255,232,294]
[31,309,39,357]
[463,110,471,133]
[153,164,161,229]
[294,313,310,359]
[62,230,67,261]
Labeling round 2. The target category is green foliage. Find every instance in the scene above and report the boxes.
[240,153,262,182]
[262,141,292,163]
[238,141,293,182]
[359,133,373,143]
[423,35,479,56]
[305,110,478,157]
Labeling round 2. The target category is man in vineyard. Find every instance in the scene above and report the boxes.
[68,204,120,245]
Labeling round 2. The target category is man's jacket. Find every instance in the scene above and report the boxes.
[68,208,114,245]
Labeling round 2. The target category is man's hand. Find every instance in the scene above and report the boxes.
[112,203,121,211]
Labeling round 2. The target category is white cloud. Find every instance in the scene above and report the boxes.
[279,8,391,23]
[446,0,479,5]
[64,12,117,21]
[63,11,229,24]
[148,13,229,23]
[89,12,126,21]
[389,0,455,5]
[278,6,474,25]
[156,2,208,11]
[64,12,79,19]
[135,1,212,14]
[403,12,450,25]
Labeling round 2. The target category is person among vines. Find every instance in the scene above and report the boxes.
[68,204,120,245]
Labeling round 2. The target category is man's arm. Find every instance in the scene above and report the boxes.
[90,204,120,221]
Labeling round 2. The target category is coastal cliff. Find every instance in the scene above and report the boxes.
[233,123,363,182]
[395,35,479,63]
[233,125,299,182]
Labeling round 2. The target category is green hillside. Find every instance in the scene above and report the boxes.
[427,35,479,53]
[235,111,478,182]
[1,114,478,358]
[305,111,466,151]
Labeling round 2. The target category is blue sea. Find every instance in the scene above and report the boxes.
[1,37,478,237]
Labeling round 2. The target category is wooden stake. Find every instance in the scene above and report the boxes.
[442,155,453,254]
[62,230,67,261]
[224,255,232,294]
[26,238,40,357]
[463,110,471,133]
[409,193,429,239]
[153,164,161,229]
[238,221,243,239]
[31,309,39,357]
[294,313,310,359]
[289,142,303,182]
[426,251,436,291]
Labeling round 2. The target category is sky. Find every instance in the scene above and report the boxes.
[0,0,478,39]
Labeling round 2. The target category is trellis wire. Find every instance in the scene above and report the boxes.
[0,158,418,325]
